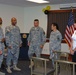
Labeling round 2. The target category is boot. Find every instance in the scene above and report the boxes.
[29,61,34,68]
[0,68,5,75]
[13,65,21,71]
[6,66,12,73]
[0,71,5,75]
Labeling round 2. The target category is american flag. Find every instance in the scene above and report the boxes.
[65,12,74,47]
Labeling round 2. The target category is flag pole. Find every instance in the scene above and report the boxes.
[71,6,73,12]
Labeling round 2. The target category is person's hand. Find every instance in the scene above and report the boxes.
[70,50,74,55]
[20,44,22,47]
[40,45,44,49]
[8,46,12,49]
[74,48,76,51]
[7,29,10,32]
[53,50,55,53]
[28,42,30,46]
[1,38,5,43]
[69,47,73,55]
[0,50,2,55]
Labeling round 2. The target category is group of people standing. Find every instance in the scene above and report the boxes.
[0,18,76,74]
[0,18,62,74]
[28,19,76,72]
[28,19,62,68]
[0,17,22,74]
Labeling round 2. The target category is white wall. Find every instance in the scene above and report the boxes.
[0,4,24,34]
[24,3,76,35]
[0,3,75,52]
[0,3,75,34]
[24,3,76,53]
[24,4,60,34]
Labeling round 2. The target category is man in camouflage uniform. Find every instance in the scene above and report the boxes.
[5,17,22,73]
[0,18,5,75]
[28,19,46,67]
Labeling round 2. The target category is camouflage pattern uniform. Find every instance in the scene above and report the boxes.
[28,27,46,59]
[0,28,4,68]
[49,30,62,66]
[5,25,22,66]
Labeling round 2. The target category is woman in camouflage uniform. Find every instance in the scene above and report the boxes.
[49,23,62,66]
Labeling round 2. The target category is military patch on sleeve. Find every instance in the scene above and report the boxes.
[43,31,45,34]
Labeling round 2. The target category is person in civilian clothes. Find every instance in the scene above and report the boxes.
[70,19,76,72]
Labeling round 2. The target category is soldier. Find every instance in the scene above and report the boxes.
[0,18,5,74]
[5,17,22,73]
[49,23,62,66]
[28,19,46,67]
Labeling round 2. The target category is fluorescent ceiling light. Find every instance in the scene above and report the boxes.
[27,0,49,3]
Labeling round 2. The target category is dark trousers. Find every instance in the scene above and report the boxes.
[72,51,76,72]
[72,51,76,62]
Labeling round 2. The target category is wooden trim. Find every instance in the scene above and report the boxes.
[41,54,50,56]
[41,54,72,61]
[46,39,67,43]
[62,39,67,43]
[48,9,76,13]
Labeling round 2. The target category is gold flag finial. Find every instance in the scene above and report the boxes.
[71,6,73,12]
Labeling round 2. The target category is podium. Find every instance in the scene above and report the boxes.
[19,33,29,60]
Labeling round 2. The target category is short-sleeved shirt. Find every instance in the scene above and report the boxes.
[72,30,76,50]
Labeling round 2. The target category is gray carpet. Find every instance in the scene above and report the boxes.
[2,60,31,75]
